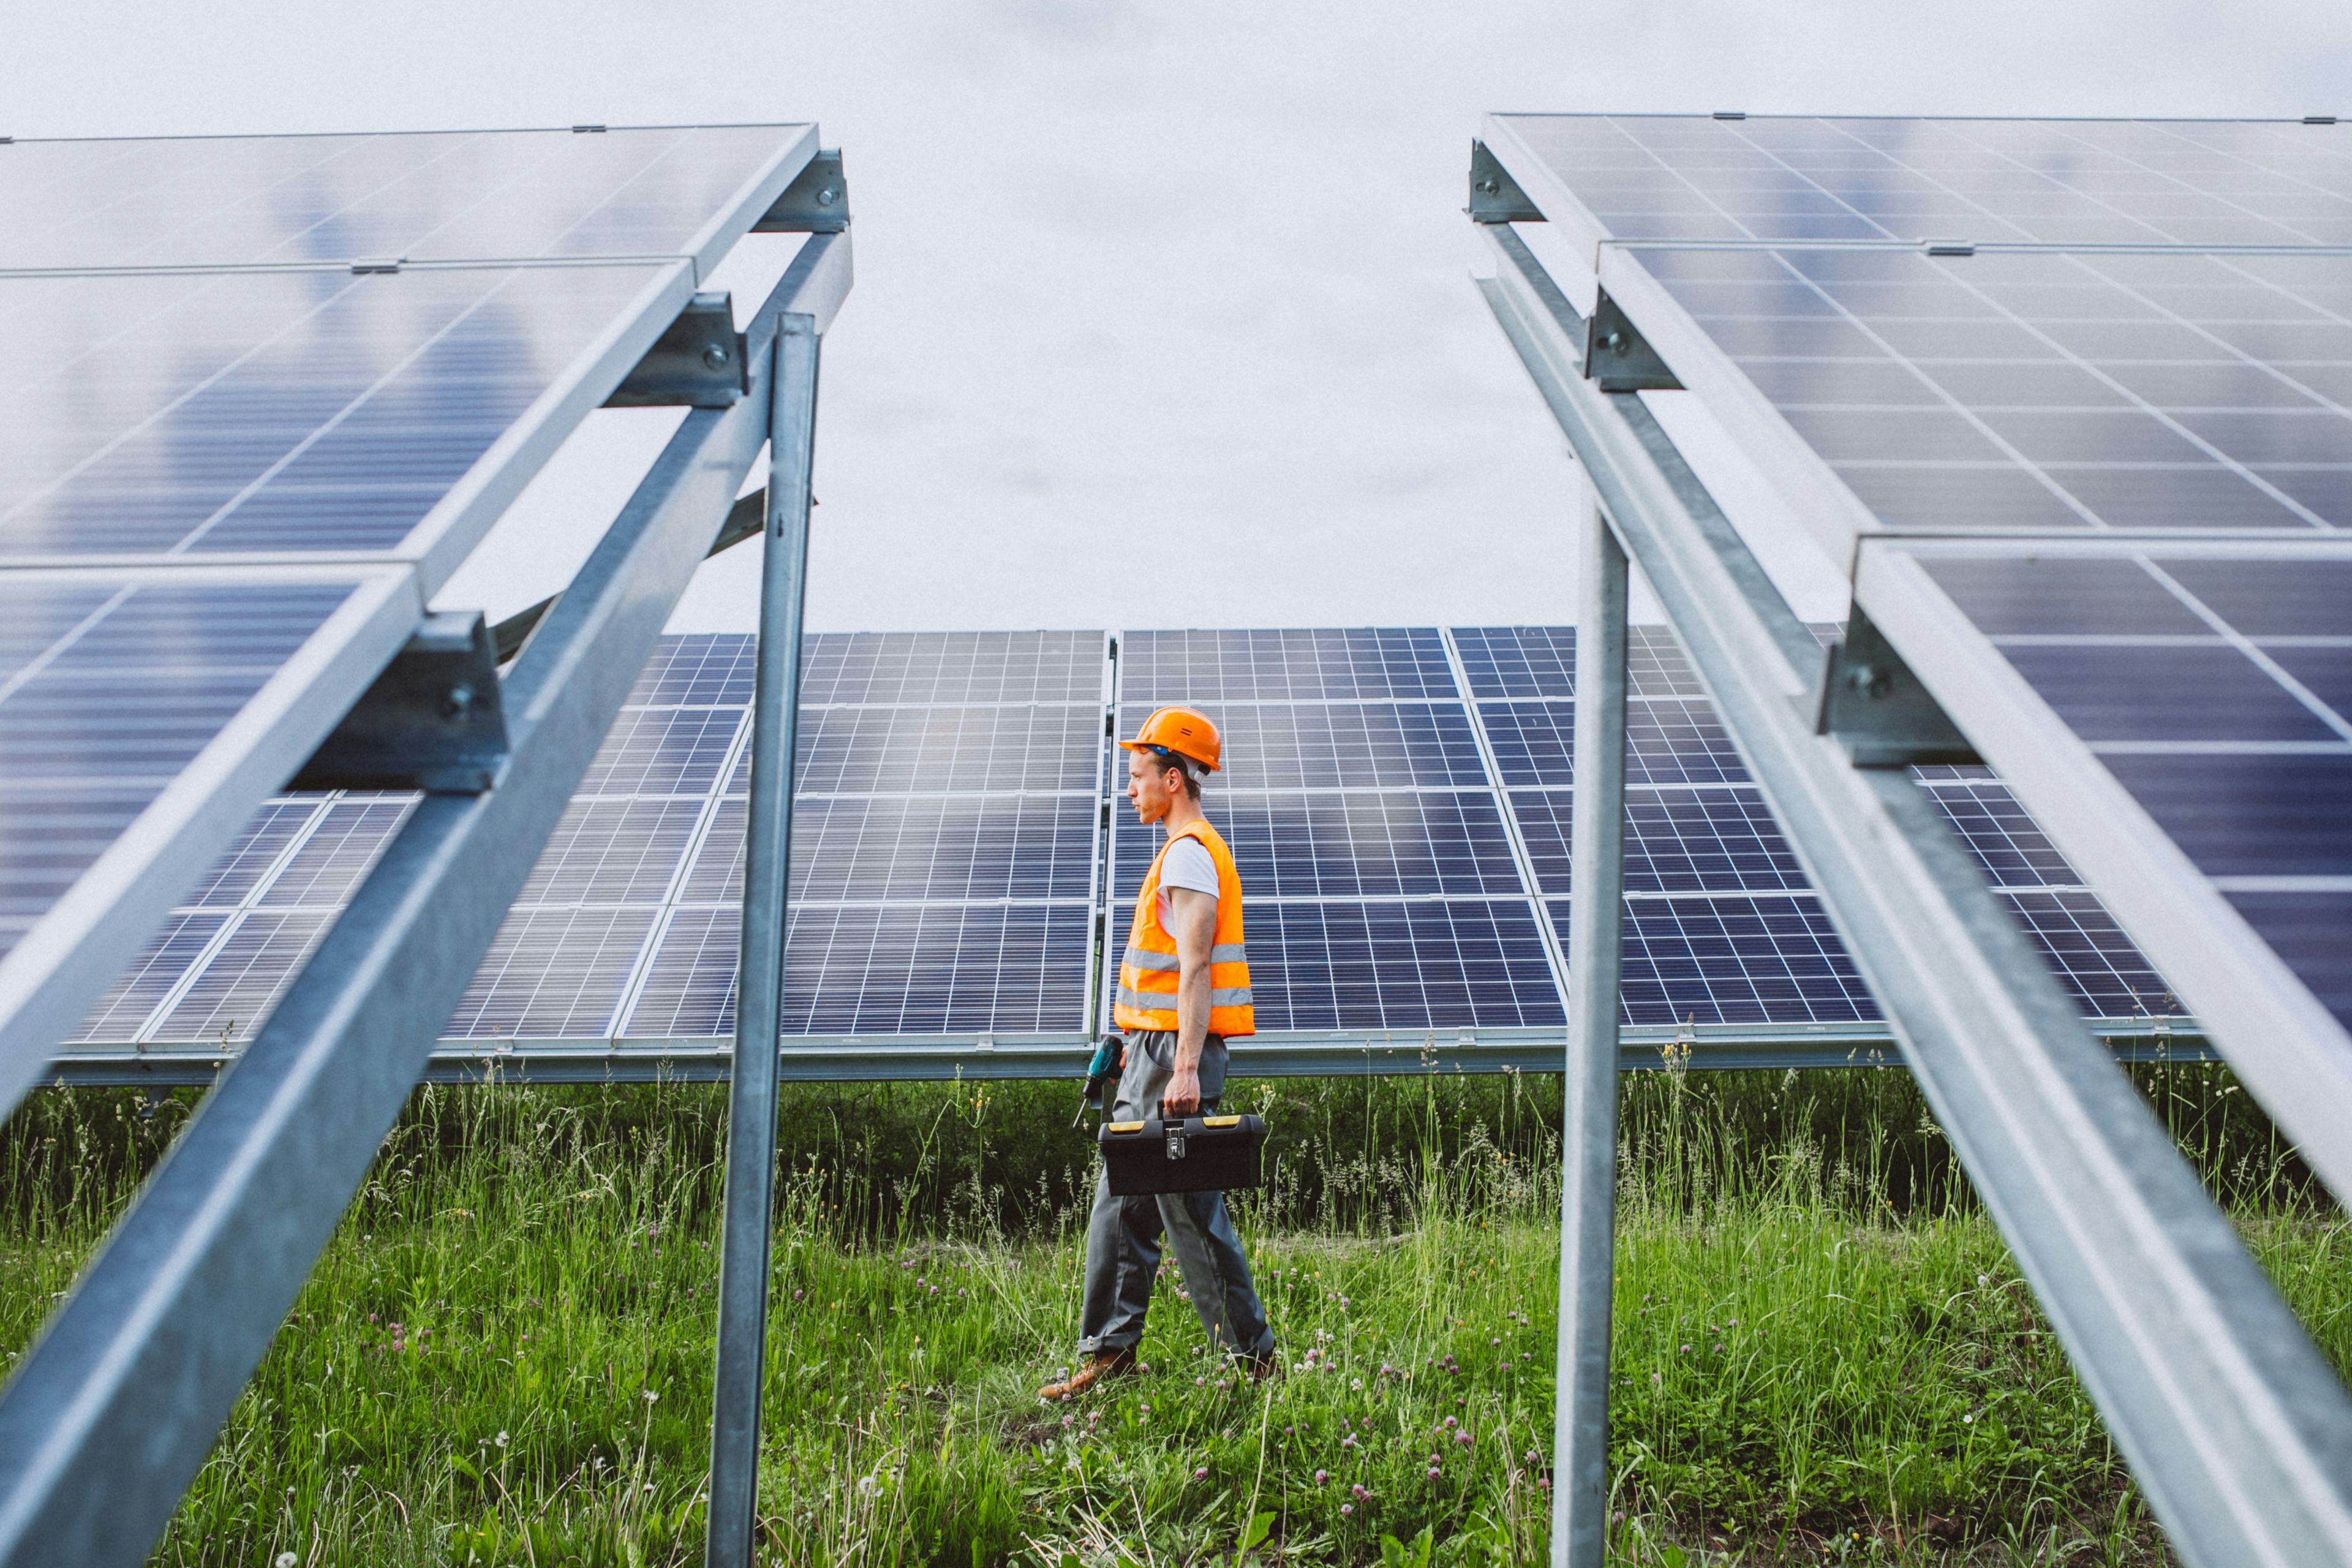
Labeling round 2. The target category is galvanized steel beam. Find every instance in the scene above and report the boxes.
[1551,490,1629,1568]
[704,314,821,1568]
[1476,219,2352,1567]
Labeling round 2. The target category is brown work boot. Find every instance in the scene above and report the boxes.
[1036,1348,1137,1401]
[1243,1349,1280,1384]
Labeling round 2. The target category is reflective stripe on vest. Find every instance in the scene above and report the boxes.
[1112,816,1254,1038]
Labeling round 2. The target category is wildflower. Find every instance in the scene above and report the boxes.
[1680,1344,1691,1354]
[1140,1404,1152,1416]
[1193,1466,1209,1480]
[1350,1377,1362,1390]
[1194,1376,1205,1387]
[277,1555,298,1567]
[1061,1414,1074,1428]
[1351,1483,1368,1499]
[1963,1413,1975,1424]
[1360,1416,1373,1429]
[1490,1336,1500,1346]
[495,1431,508,1447]
[1340,1503,1355,1517]
[1343,1434,1358,1449]
[643,1389,658,1402]
[1649,1372,1661,1387]
[1455,1431,1472,1446]
[1713,1343,1723,1353]
[1442,1416,1457,1428]
[856,1474,878,1496]
[1427,1466,1441,1480]
[793,1289,804,1300]
[1314,1469,1329,1485]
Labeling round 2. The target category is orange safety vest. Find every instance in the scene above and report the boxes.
[1114,817,1254,1038]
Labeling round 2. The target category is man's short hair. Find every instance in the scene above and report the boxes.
[1154,749,1204,799]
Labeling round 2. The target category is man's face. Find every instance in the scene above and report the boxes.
[1126,749,1178,824]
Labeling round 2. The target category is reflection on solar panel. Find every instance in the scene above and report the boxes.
[1491,115,2352,251]
[59,627,2185,1074]
[0,125,816,274]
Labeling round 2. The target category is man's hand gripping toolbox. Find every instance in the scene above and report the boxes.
[1099,1104,1267,1196]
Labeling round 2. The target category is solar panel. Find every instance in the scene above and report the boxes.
[0,126,817,274]
[0,262,695,584]
[1599,246,2352,550]
[0,568,412,1094]
[57,622,2188,1069]
[458,631,1108,1048]
[1488,116,2352,252]
[1871,537,2351,1038]
[1114,703,1488,791]
[1602,895,1879,1027]
[1235,899,1565,1032]
[1119,628,1458,701]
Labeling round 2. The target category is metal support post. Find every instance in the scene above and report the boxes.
[1551,487,1628,1568]
[0,235,848,1568]
[1476,221,2352,1567]
[704,316,820,1568]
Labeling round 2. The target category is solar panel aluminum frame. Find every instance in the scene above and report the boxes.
[1475,214,2352,1568]
[1856,534,2352,1200]
[0,232,853,1568]
[0,563,417,1121]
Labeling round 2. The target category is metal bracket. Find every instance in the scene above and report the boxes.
[604,292,745,408]
[1814,605,1981,767]
[290,612,510,793]
[752,149,849,233]
[1467,140,1542,224]
[1583,288,1681,392]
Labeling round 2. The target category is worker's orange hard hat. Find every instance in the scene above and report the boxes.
[1118,706,1221,772]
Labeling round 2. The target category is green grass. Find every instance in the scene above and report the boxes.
[1,1061,2345,1565]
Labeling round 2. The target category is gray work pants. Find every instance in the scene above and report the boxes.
[1076,1030,1274,1359]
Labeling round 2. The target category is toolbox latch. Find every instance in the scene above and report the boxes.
[1165,1129,1188,1161]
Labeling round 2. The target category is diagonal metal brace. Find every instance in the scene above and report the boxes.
[1468,140,1542,223]
[1585,288,1681,392]
[605,292,745,409]
[1815,604,1981,767]
[753,148,849,233]
[290,611,509,793]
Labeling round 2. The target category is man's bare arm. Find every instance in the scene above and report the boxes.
[1164,887,1216,1114]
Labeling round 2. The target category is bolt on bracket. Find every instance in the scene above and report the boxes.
[1583,288,1681,392]
[1467,140,1542,224]
[1814,605,1981,767]
[753,149,850,233]
[605,292,745,408]
[291,611,511,793]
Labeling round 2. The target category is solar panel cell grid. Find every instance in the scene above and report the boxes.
[1236,900,1566,1032]
[1580,895,1880,1027]
[778,705,1103,796]
[1116,703,1487,791]
[1119,628,1458,702]
[68,913,228,1045]
[0,577,363,962]
[0,265,679,567]
[687,795,1099,905]
[151,910,334,1044]
[801,631,1106,706]
[1630,246,2352,538]
[1497,116,2352,248]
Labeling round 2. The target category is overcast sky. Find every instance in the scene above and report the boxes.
[8,0,2348,631]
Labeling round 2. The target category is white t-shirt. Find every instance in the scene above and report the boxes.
[1154,836,1220,930]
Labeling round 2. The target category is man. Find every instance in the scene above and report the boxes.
[1036,705,1275,1400]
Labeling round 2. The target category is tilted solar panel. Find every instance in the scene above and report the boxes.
[1487,115,2352,254]
[1606,246,2352,554]
[0,262,696,585]
[0,122,821,1111]
[0,124,818,275]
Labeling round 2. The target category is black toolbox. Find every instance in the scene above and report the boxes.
[1099,1110,1267,1196]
